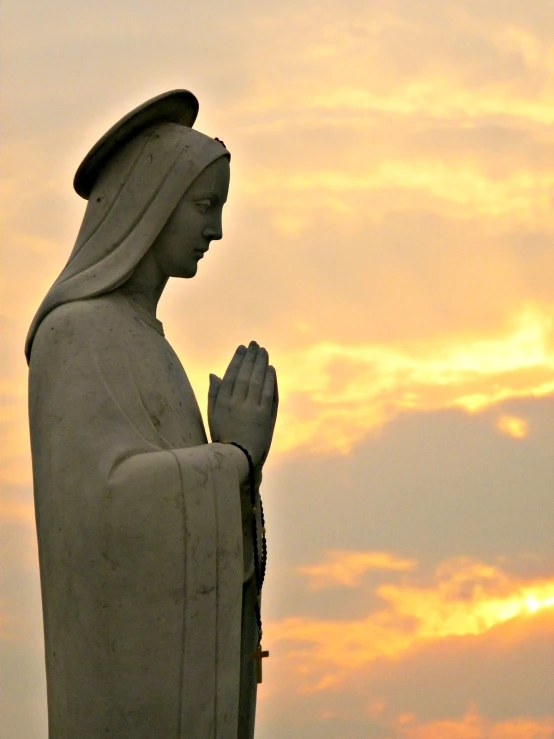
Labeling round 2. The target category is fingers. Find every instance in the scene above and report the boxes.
[271,372,279,424]
[218,345,247,398]
[209,342,277,466]
[261,365,276,411]
[216,341,275,408]
[233,341,260,400]
[208,374,222,418]
[247,347,269,404]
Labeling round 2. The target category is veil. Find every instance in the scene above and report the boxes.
[25,123,229,362]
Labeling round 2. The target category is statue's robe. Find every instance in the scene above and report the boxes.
[28,292,259,738]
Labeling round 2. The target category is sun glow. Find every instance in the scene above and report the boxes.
[378,559,554,641]
[392,707,554,739]
[269,555,554,691]
[496,415,529,439]
[248,163,554,222]
[270,304,554,454]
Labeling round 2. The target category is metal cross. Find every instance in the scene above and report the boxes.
[249,644,269,684]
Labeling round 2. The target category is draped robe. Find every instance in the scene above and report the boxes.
[28,291,259,738]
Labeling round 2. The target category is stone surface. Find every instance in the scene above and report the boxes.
[26,92,277,738]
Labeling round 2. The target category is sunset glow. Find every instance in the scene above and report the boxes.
[270,304,554,454]
[269,555,554,691]
[300,550,417,589]
[2,0,553,736]
[497,415,529,439]
[393,709,554,739]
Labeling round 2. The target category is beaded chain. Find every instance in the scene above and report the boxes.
[217,440,269,682]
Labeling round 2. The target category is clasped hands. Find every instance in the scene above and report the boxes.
[208,341,278,468]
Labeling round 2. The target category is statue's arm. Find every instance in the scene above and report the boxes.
[29,300,250,584]
[29,299,250,485]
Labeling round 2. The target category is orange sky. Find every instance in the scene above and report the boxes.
[1,0,553,737]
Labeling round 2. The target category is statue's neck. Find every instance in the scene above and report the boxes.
[116,250,168,318]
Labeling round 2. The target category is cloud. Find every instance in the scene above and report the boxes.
[209,0,554,125]
[243,162,554,226]
[378,557,554,635]
[258,710,554,739]
[3,0,554,469]
[261,304,554,454]
[2,2,554,737]
[168,309,553,457]
[258,606,554,734]
[299,551,416,589]
[267,554,554,691]
[496,414,528,438]
[391,707,554,739]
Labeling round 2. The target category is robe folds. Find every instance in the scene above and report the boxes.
[28,292,259,739]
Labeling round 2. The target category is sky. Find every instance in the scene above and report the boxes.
[1,0,553,737]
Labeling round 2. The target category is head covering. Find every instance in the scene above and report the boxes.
[25,92,229,362]
[73,89,200,199]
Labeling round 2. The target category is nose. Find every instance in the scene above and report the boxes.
[203,213,223,241]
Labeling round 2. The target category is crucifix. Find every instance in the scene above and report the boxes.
[249,644,269,684]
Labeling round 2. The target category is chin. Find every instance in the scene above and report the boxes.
[174,265,198,279]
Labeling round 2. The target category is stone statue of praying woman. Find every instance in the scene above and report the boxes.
[25,90,278,739]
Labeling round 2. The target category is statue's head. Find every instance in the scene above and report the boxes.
[25,90,230,360]
[72,89,232,284]
[146,154,230,280]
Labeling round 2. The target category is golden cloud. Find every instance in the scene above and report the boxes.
[228,0,554,133]
[269,303,554,454]
[244,160,554,229]
[299,550,416,590]
[6,300,551,475]
[392,706,554,739]
[378,558,554,640]
[493,24,554,75]
[2,0,554,480]
[167,302,554,457]
[267,554,554,692]
[304,82,554,126]
[496,414,528,439]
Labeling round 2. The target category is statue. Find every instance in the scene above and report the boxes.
[25,90,278,738]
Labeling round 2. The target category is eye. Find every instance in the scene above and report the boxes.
[195,198,212,213]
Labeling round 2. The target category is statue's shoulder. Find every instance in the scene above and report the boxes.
[34,297,129,358]
[41,296,124,333]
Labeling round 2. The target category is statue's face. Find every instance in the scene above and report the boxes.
[152,156,230,279]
